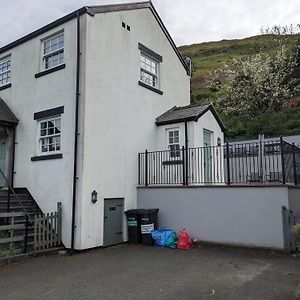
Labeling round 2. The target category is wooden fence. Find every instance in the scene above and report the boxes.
[282,206,299,252]
[33,202,62,252]
[0,212,29,253]
[0,202,62,256]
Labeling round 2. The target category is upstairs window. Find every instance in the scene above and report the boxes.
[168,128,180,158]
[0,56,11,86]
[39,117,61,153]
[140,52,159,89]
[43,33,64,70]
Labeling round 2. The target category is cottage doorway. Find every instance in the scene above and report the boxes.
[203,129,213,183]
[103,198,124,246]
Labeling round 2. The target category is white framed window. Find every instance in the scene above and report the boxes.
[39,117,61,154]
[42,33,64,70]
[167,128,180,158]
[0,55,11,86]
[140,52,159,88]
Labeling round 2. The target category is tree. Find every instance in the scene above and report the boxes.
[210,44,300,120]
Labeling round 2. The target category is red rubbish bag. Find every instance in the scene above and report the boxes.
[177,229,193,250]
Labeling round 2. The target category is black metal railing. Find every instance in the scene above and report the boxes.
[138,139,300,186]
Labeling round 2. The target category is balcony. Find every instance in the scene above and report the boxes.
[138,139,300,186]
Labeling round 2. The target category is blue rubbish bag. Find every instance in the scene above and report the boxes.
[151,227,177,248]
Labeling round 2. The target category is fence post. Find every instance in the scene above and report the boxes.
[57,202,62,246]
[280,137,286,184]
[292,143,297,186]
[24,214,29,253]
[226,142,231,185]
[182,146,186,185]
[145,150,148,187]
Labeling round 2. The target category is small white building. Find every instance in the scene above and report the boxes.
[0,2,224,250]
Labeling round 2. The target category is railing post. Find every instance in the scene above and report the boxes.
[186,147,189,186]
[24,214,29,253]
[57,202,62,246]
[138,153,141,185]
[182,146,186,185]
[145,150,148,187]
[292,143,297,186]
[226,142,231,185]
[280,137,286,184]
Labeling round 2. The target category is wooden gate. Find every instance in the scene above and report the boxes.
[33,202,62,252]
[282,206,298,252]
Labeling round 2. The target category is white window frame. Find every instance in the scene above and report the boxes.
[37,116,62,155]
[140,52,160,89]
[42,32,64,70]
[166,128,180,158]
[0,55,11,86]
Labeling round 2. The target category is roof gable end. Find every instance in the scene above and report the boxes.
[0,2,190,74]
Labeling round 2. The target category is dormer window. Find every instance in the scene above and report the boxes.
[43,33,64,70]
[0,55,11,86]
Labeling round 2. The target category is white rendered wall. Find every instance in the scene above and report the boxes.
[138,186,290,249]
[193,110,224,147]
[77,8,190,249]
[0,15,87,248]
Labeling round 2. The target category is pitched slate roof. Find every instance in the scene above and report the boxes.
[0,2,189,75]
[0,97,19,125]
[156,104,225,131]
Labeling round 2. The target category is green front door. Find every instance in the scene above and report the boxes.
[104,198,124,246]
[0,129,7,187]
[203,130,213,183]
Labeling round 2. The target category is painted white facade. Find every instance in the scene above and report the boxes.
[0,3,219,250]
[0,3,225,250]
[76,8,191,249]
[0,17,88,248]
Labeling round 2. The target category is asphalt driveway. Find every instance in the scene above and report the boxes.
[0,244,299,300]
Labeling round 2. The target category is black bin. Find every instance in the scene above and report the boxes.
[125,209,142,244]
[139,209,159,246]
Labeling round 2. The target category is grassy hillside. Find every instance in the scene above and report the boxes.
[179,34,300,101]
[178,34,300,139]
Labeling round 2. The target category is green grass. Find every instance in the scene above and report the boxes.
[179,34,300,99]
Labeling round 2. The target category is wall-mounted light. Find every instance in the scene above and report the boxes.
[91,190,98,204]
[217,137,222,147]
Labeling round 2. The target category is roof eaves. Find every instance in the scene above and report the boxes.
[194,104,226,132]
[87,1,152,14]
[147,2,190,75]
[0,7,88,55]
[156,106,177,122]
[156,116,196,126]
[0,97,19,125]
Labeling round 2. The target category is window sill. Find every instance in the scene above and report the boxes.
[138,81,163,95]
[31,153,63,161]
[35,64,66,78]
[0,83,12,91]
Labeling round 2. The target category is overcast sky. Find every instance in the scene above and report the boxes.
[1,0,299,47]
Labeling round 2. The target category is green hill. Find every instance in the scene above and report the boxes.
[179,34,300,139]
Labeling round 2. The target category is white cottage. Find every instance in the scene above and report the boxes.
[0,2,224,250]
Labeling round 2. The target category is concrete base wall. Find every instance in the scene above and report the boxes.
[137,186,300,249]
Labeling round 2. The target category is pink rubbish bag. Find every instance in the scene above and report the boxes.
[177,229,193,250]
